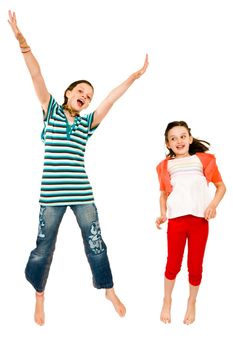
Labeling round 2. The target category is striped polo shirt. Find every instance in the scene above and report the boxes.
[39,95,98,206]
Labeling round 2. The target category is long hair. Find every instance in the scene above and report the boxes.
[164,121,210,157]
[62,80,94,107]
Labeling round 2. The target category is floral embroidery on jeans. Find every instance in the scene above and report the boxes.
[38,206,46,238]
[88,221,104,254]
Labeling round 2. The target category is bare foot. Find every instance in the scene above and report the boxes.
[160,298,172,323]
[34,292,45,326]
[183,299,196,325]
[105,288,126,317]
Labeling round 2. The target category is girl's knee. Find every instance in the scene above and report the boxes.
[165,268,180,280]
[189,274,202,286]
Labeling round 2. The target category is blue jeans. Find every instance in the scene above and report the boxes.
[25,203,113,292]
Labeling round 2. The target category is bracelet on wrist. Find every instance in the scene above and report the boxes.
[21,47,31,53]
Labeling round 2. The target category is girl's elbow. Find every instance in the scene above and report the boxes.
[218,182,227,195]
[223,183,227,194]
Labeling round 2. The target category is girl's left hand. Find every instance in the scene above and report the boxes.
[204,205,217,220]
[132,54,149,79]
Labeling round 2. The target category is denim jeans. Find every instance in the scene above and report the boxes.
[25,203,113,292]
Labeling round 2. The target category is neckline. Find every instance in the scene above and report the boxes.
[63,107,80,126]
[171,154,196,161]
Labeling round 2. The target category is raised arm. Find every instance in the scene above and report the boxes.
[92,54,149,128]
[8,10,50,114]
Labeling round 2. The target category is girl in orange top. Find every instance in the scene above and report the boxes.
[156,121,226,325]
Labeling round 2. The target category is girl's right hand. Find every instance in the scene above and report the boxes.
[8,10,20,39]
[155,215,167,229]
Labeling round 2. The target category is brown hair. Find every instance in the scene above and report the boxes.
[62,80,94,107]
[164,121,210,157]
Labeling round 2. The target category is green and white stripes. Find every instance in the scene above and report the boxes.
[39,95,97,206]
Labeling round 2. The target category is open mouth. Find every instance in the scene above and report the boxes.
[176,145,185,150]
[77,99,84,107]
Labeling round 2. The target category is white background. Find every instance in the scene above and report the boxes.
[0,0,232,349]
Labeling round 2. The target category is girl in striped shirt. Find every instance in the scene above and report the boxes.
[8,10,148,326]
[156,121,226,325]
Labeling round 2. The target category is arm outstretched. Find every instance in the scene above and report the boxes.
[8,10,50,114]
[92,54,149,128]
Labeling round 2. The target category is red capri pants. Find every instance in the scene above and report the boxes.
[165,215,208,286]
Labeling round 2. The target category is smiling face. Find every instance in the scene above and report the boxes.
[166,126,193,158]
[65,83,94,114]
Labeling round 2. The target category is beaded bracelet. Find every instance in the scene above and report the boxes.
[21,47,31,53]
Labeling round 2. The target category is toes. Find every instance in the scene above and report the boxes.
[117,303,126,317]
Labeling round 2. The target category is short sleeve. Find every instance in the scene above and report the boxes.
[200,153,223,184]
[156,163,166,192]
[208,158,223,183]
[86,111,99,138]
[43,95,57,122]
[156,158,172,194]
[41,95,59,141]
